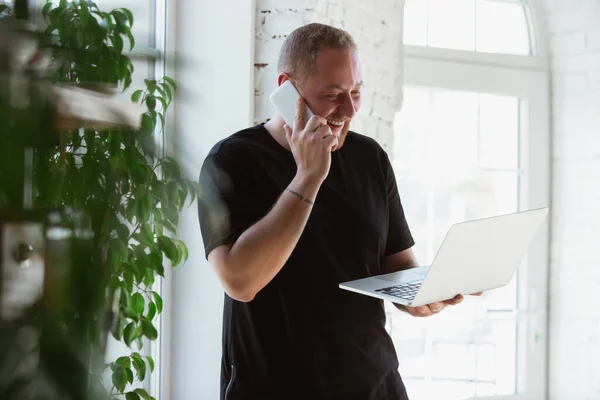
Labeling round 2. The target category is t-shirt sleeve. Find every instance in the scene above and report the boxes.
[380,149,415,256]
[197,151,262,259]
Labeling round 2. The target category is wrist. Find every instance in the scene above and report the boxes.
[293,171,324,189]
[289,173,322,202]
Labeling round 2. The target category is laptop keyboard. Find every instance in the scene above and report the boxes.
[375,281,423,301]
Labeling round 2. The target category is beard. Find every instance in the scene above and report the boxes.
[333,119,352,151]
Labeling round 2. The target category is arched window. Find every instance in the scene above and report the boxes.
[404,0,535,55]
[387,1,550,399]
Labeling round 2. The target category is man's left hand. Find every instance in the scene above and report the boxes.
[404,292,483,317]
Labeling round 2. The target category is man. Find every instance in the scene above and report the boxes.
[198,23,471,400]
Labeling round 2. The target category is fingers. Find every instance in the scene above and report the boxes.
[323,133,339,152]
[406,296,464,318]
[444,294,464,306]
[293,97,306,133]
[428,302,445,312]
[305,114,329,133]
[405,293,476,318]
[406,305,432,317]
[315,124,333,139]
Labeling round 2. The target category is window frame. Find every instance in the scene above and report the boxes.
[395,1,551,398]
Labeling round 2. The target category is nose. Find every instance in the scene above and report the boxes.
[340,93,357,119]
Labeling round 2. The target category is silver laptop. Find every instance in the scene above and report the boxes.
[339,208,549,307]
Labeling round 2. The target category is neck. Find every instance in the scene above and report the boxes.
[264,114,291,151]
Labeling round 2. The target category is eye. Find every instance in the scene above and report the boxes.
[351,91,361,98]
[324,94,339,100]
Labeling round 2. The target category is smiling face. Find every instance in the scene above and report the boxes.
[296,48,362,149]
[276,23,362,150]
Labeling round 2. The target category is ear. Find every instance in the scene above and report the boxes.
[277,72,293,87]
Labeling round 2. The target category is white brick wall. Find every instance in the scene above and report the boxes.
[542,0,600,399]
[254,0,405,150]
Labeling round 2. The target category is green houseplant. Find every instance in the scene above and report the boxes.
[0,1,199,398]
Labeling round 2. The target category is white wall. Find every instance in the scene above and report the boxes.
[541,1,600,399]
[168,0,255,398]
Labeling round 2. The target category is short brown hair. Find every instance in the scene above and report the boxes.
[277,23,357,85]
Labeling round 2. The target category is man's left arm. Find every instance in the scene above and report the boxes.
[383,247,465,317]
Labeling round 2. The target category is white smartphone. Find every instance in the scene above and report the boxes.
[269,80,314,127]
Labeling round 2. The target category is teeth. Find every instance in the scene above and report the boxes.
[327,119,344,126]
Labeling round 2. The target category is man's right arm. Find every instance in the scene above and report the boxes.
[208,173,320,302]
[206,97,337,302]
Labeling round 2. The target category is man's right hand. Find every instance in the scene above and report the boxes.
[283,97,338,184]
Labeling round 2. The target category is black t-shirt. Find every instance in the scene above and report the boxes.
[198,124,415,400]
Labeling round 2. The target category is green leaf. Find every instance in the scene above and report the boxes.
[133,388,151,400]
[131,165,148,186]
[80,1,89,15]
[157,96,168,111]
[157,113,165,130]
[141,113,154,134]
[126,198,137,223]
[131,89,143,102]
[117,223,130,241]
[146,95,156,111]
[124,322,136,347]
[141,317,158,340]
[42,2,53,16]
[108,247,120,273]
[136,193,153,224]
[146,356,155,372]
[160,219,177,234]
[126,392,141,400]
[151,291,163,314]
[152,207,164,222]
[131,261,145,285]
[116,356,131,368]
[149,252,164,276]
[141,224,154,243]
[131,292,144,316]
[147,301,156,321]
[157,236,177,262]
[162,157,181,180]
[161,83,172,104]
[144,266,155,287]
[124,367,134,384]
[111,33,124,54]
[120,8,134,26]
[111,238,128,260]
[111,367,127,393]
[131,352,147,381]
[178,183,189,209]
[164,76,177,91]
[103,13,114,29]
[124,75,133,92]
[126,29,135,51]
[120,285,132,309]
[122,308,139,321]
[188,180,203,200]
[177,240,189,263]
[144,79,157,93]
[112,9,128,28]
[155,85,166,99]
[112,315,125,341]
[123,271,134,293]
